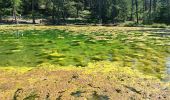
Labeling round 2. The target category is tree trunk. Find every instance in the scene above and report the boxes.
[62,11,66,24]
[32,0,36,24]
[149,0,152,16]
[135,0,139,24]
[148,0,152,24]
[98,0,102,24]
[167,0,170,23]
[167,0,170,15]
[0,14,2,22]
[76,9,79,19]
[131,0,134,21]
[52,2,55,24]
[144,0,147,11]
[153,0,157,12]
[56,5,60,25]
[13,7,18,24]
[61,0,66,24]
[143,0,148,24]
[111,0,117,23]
[75,5,79,22]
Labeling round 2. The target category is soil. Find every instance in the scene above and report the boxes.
[0,66,169,100]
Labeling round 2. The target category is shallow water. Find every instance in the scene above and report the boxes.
[0,29,125,67]
[0,29,170,78]
[167,57,170,74]
[165,57,170,82]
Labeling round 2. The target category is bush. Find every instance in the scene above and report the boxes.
[123,22,138,27]
[150,24,167,28]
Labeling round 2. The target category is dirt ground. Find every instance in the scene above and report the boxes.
[0,63,169,100]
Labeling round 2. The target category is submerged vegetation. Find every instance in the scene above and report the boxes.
[0,25,170,99]
[0,25,169,78]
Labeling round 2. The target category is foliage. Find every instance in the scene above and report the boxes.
[0,0,170,25]
[150,23,167,28]
[123,21,139,27]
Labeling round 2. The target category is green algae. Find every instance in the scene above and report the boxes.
[0,28,169,77]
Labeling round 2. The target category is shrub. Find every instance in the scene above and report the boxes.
[123,22,138,27]
[150,24,167,28]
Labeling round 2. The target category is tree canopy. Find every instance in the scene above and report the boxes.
[0,0,170,24]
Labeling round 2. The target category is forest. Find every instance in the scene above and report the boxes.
[0,0,170,24]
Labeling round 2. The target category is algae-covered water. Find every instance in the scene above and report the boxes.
[0,29,169,77]
[0,29,126,67]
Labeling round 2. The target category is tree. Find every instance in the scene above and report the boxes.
[111,0,118,23]
[0,0,170,25]
[155,0,170,24]
[51,0,56,24]
[32,0,36,24]
[153,0,157,12]
[0,0,3,22]
[116,0,128,22]
[11,0,21,24]
[149,0,152,23]
[135,0,139,24]
[131,0,135,21]
[74,0,84,20]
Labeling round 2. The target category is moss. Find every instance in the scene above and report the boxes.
[49,52,64,57]
[0,61,156,79]
[0,66,33,73]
